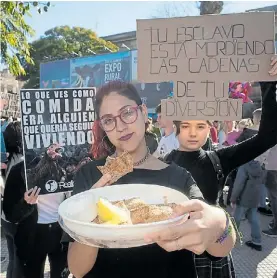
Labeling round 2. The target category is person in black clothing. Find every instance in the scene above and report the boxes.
[3,162,70,278]
[64,81,236,278]
[164,60,277,205]
[145,118,158,154]
[1,121,23,278]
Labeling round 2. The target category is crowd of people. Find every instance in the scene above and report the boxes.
[0,56,276,278]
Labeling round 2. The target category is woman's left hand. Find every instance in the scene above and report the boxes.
[269,55,277,76]
[145,200,226,255]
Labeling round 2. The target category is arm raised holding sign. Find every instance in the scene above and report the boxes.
[217,56,277,174]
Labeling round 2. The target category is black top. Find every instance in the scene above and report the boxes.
[165,82,277,205]
[66,160,205,278]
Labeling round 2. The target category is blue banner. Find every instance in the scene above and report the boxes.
[40,60,71,89]
[70,51,131,88]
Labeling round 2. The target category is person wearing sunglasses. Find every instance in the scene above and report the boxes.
[63,81,236,278]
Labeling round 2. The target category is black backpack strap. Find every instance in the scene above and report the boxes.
[206,151,225,188]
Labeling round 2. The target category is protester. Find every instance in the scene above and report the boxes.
[164,56,277,206]
[65,81,236,278]
[3,163,70,277]
[224,121,242,146]
[236,108,261,142]
[237,119,252,132]
[0,118,8,168]
[237,108,272,216]
[210,121,218,143]
[262,144,277,237]
[230,159,266,251]
[1,121,24,278]
[153,104,179,158]
[145,118,158,154]
[217,121,228,148]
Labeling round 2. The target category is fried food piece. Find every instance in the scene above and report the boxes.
[124,197,147,211]
[130,204,173,224]
[97,151,133,184]
[130,206,150,224]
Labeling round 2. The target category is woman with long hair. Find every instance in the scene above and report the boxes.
[65,81,236,278]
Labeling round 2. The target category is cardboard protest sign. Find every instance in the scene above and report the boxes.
[137,12,275,121]
[137,12,276,84]
[20,88,95,194]
[1,91,20,118]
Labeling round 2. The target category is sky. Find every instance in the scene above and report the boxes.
[25,1,277,41]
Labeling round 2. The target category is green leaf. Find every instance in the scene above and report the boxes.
[33,2,38,7]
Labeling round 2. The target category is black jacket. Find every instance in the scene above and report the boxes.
[3,161,38,262]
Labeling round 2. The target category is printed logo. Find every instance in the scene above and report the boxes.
[45,180,58,193]
[45,180,74,193]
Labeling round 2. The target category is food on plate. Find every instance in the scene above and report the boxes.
[97,151,133,184]
[96,198,131,225]
[93,197,178,225]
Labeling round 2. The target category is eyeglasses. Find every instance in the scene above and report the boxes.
[100,106,141,132]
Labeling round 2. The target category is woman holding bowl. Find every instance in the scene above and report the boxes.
[65,81,236,278]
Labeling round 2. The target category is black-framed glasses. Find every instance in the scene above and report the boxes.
[100,106,141,132]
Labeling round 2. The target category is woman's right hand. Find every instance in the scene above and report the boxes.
[24,186,41,204]
[91,174,112,189]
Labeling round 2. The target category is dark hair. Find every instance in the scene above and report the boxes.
[3,121,22,156]
[92,81,142,159]
[155,104,161,114]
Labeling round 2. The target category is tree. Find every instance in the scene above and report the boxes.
[153,1,224,18]
[198,1,224,15]
[0,1,51,76]
[21,26,119,88]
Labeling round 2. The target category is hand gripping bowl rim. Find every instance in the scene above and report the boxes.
[58,184,188,229]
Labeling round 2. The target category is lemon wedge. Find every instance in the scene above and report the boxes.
[97,198,130,225]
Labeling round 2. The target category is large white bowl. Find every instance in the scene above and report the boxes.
[58,184,189,248]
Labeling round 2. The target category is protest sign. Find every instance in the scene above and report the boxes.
[1,91,20,118]
[137,12,275,83]
[20,88,96,194]
[137,12,275,121]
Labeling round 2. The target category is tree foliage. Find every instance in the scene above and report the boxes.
[198,1,224,15]
[153,1,224,18]
[21,26,119,88]
[0,1,51,76]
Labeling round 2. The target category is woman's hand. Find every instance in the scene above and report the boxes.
[24,186,41,204]
[145,200,227,255]
[269,55,277,76]
[91,174,111,189]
